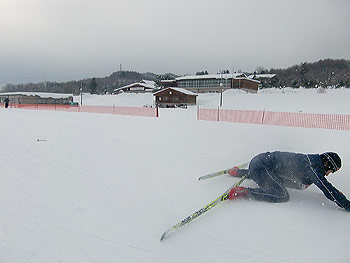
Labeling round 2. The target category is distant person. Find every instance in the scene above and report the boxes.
[227,151,350,211]
[4,97,10,108]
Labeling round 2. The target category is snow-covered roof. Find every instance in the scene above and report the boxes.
[175,73,247,81]
[114,80,156,91]
[153,87,198,96]
[139,80,156,87]
[160,79,176,83]
[248,74,277,79]
[0,92,73,99]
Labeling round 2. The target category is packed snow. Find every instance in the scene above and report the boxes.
[1,88,349,263]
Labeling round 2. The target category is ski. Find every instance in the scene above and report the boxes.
[160,175,247,241]
[198,162,249,181]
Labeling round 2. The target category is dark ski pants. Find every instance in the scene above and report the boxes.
[237,155,290,203]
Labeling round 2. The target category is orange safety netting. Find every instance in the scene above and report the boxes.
[5,104,159,118]
[198,108,350,130]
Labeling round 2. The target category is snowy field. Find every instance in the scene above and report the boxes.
[1,88,350,263]
[76,87,350,114]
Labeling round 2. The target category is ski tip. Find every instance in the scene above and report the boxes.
[160,231,168,241]
[160,228,174,241]
[198,174,212,180]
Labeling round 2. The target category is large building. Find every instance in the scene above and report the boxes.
[0,92,74,105]
[175,73,260,93]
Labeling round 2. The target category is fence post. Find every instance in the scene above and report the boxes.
[217,106,220,121]
[156,106,159,118]
[261,108,265,124]
[197,106,199,120]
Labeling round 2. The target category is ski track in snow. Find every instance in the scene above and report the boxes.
[1,88,349,262]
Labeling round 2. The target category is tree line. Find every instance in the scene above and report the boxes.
[262,59,350,88]
[1,71,162,95]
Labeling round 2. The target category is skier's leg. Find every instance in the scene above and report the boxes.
[246,154,289,203]
[248,168,290,203]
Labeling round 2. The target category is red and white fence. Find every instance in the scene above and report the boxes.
[197,107,350,130]
[3,104,159,118]
[3,103,350,130]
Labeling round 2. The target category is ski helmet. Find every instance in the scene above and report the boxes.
[320,152,342,172]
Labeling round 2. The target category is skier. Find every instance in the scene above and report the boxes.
[4,97,10,108]
[227,151,350,211]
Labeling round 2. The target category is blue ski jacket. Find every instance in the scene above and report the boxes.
[252,151,350,211]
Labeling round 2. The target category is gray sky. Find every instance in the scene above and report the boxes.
[0,0,349,85]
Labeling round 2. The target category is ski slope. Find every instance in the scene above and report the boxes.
[1,88,349,262]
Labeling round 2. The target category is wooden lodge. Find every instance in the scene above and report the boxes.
[153,87,198,108]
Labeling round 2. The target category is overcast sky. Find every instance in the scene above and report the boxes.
[0,0,349,85]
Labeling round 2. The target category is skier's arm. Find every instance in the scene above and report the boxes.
[310,170,350,211]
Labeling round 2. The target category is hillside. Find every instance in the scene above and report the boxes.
[1,71,173,95]
[2,59,349,93]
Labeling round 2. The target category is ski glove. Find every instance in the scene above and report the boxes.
[228,166,239,176]
[228,187,249,200]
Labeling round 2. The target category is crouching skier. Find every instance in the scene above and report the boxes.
[227,151,350,211]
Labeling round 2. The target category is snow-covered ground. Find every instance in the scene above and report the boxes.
[76,87,350,114]
[1,88,350,262]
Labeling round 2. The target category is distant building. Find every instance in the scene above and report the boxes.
[153,87,198,108]
[175,73,260,93]
[248,74,278,88]
[0,92,74,105]
[160,79,177,89]
[113,80,157,94]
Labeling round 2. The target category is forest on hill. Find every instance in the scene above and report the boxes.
[265,59,350,88]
